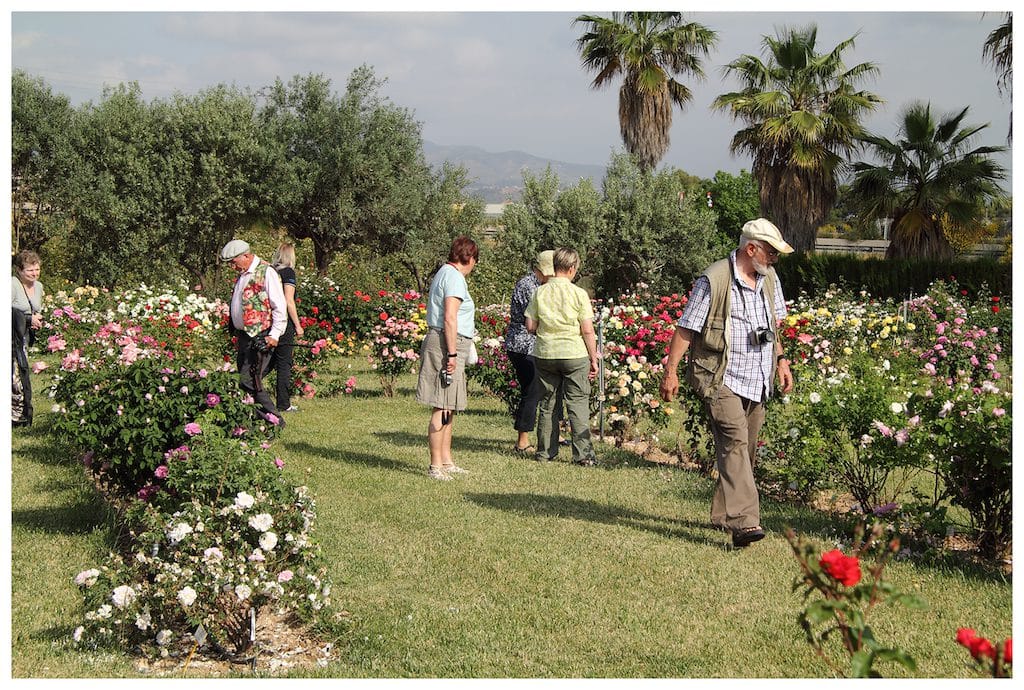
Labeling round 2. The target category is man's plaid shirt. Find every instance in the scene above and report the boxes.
[677,250,788,403]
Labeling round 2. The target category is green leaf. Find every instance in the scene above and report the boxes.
[873,648,917,672]
[850,649,874,678]
[804,600,837,625]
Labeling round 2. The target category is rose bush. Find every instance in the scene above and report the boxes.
[367,299,426,397]
[955,628,1012,677]
[787,522,926,678]
[72,484,330,655]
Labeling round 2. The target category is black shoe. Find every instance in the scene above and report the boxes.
[732,526,765,548]
[12,417,31,428]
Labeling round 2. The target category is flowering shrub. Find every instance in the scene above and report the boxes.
[51,360,275,494]
[469,337,519,413]
[915,382,1012,559]
[955,628,1012,677]
[72,484,330,655]
[758,281,1013,563]
[597,286,708,451]
[786,522,925,678]
[764,353,924,508]
[367,305,426,397]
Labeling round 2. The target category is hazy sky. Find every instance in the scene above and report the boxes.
[9,4,1014,182]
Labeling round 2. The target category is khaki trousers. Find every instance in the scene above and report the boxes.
[705,386,765,530]
[534,357,593,462]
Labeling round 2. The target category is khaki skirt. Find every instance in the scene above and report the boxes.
[415,328,472,411]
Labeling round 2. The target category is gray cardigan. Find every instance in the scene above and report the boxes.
[11,275,44,316]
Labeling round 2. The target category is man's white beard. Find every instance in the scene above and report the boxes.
[752,257,770,275]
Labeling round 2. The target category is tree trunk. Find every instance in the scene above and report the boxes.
[885,215,955,260]
[757,165,834,254]
[314,240,332,276]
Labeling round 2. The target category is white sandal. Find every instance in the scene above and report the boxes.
[427,466,452,481]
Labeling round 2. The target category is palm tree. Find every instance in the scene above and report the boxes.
[574,12,717,171]
[713,25,880,252]
[848,102,1007,260]
[982,12,1012,141]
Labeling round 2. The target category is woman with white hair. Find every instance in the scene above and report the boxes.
[525,247,600,465]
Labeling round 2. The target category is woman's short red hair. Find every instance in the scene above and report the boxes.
[447,236,479,264]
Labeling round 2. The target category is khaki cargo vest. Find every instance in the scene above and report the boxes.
[685,258,778,400]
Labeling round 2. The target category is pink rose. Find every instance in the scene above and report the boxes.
[31,361,48,374]
[277,570,294,583]
[184,422,202,436]
[154,465,169,479]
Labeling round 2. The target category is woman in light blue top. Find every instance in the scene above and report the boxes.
[415,236,479,480]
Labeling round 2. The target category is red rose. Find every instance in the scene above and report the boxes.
[380,312,389,321]
[992,296,1001,303]
[970,637,996,661]
[819,549,862,586]
[957,628,979,647]
[1004,638,1012,664]
[378,290,387,297]
[957,628,998,661]
[992,306,1000,313]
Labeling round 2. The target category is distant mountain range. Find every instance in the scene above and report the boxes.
[422,141,605,203]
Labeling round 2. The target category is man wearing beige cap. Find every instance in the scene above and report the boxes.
[221,239,288,428]
[659,218,794,548]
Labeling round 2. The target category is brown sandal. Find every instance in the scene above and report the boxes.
[732,526,765,547]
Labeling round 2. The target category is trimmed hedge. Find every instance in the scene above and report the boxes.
[775,254,1012,301]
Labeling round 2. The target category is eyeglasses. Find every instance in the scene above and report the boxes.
[758,243,780,259]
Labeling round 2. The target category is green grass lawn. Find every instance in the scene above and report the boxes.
[11,361,1013,678]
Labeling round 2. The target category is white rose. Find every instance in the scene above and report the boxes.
[74,568,101,587]
[259,532,278,551]
[73,626,85,642]
[177,586,198,607]
[136,610,152,631]
[809,392,822,404]
[203,547,223,563]
[167,522,193,544]
[248,513,274,532]
[235,584,252,601]
[234,491,256,509]
[111,585,137,609]
[155,629,173,646]
[96,604,113,619]
[890,402,904,414]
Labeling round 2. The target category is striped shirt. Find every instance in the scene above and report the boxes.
[677,251,787,402]
[524,277,594,360]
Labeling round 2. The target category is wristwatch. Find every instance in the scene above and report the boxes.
[447,352,458,358]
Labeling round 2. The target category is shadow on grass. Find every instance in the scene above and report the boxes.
[458,407,509,419]
[12,499,111,536]
[371,430,509,455]
[463,491,729,549]
[285,440,423,477]
[12,425,79,468]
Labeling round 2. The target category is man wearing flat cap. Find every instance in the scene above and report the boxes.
[660,218,794,548]
[221,239,288,428]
